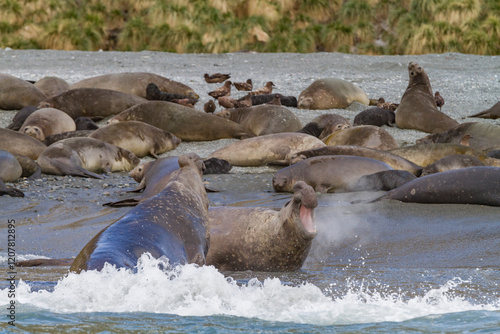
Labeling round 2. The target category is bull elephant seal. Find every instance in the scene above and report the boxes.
[7,106,38,130]
[39,88,148,120]
[70,153,209,272]
[70,72,199,100]
[0,150,23,182]
[20,108,76,141]
[109,101,254,141]
[467,101,500,119]
[323,125,399,151]
[215,105,302,136]
[353,107,396,127]
[395,62,458,133]
[298,78,369,110]
[0,128,47,160]
[206,181,317,271]
[420,154,485,176]
[290,145,422,176]
[34,76,70,98]
[89,121,181,158]
[373,167,500,207]
[0,73,47,110]
[209,133,325,167]
[273,155,393,193]
[37,137,140,179]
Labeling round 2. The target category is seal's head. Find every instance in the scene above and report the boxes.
[22,125,44,141]
[272,173,292,192]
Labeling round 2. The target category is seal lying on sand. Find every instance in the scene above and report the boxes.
[395,62,458,133]
[7,106,38,131]
[349,170,417,191]
[34,76,70,98]
[298,114,351,140]
[0,73,47,110]
[70,153,209,272]
[37,137,140,179]
[206,181,317,271]
[467,101,500,119]
[298,78,369,109]
[0,150,23,182]
[0,128,47,160]
[353,107,395,127]
[323,125,399,151]
[0,179,24,197]
[20,108,76,141]
[420,154,485,176]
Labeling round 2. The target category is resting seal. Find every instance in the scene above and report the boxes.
[0,150,23,182]
[395,62,458,133]
[70,153,209,272]
[20,108,76,141]
[298,78,369,109]
[349,170,417,191]
[420,154,485,176]
[0,180,24,197]
[353,107,395,127]
[0,128,47,160]
[7,106,38,131]
[323,125,399,151]
[467,101,500,119]
[0,73,47,110]
[298,113,351,139]
[34,76,70,98]
[206,181,317,271]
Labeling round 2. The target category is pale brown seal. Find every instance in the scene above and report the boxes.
[0,150,23,182]
[300,113,352,139]
[0,73,47,110]
[420,154,485,176]
[206,181,318,271]
[6,106,38,130]
[33,76,70,98]
[323,125,399,151]
[0,128,47,160]
[42,130,94,146]
[297,78,369,109]
[20,108,76,141]
[467,101,500,119]
[395,62,458,133]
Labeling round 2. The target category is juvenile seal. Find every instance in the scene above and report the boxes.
[34,76,70,98]
[353,107,396,127]
[0,128,47,160]
[395,62,458,133]
[75,117,99,130]
[71,72,199,100]
[215,105,302,136]
[37,137,140,179]
[20,108,76,141]
[42,130,94,146]
[70,153,209,272]
[420,154,485,176]
[273,155,393,193]
[208,133,325,167]
[298,113,351,139]
[467,101,500,119]
[39,88,148,120]
[249,93,298,107]
[6,106,38,130]
[206,181,318,271]
[0,73,47,110]
[89,121,181,158]
[323,125,399,151]
[0,150,23,182]
[145,83,197,105]
[298,78,369,109]
[108,101,254,141]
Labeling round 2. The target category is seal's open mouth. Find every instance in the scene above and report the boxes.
[300,205,316,234]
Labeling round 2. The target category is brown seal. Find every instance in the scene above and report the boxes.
[297,113,351,139]
[323,125,399,151]
[206,181,317,271]
[20,108,76,141]
[42,130,94,146]
[297,78,369,109]
[34,76,70,98]
[467,101,500,119]
[7,106,38,131]
[0,73,47,110]
[420,154,485,176]
[0,128,47,160]
[70,153,209,272]
[395,62,458,133]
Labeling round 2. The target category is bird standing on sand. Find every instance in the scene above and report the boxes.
[266,94,282,106]
[236,94,253,108]
[250,81,275,95]
[208,81,232,99]
[204,100,216,113]
[233,79,253,91]
[435,91,444,110]
[217,96,238,109]
[376,97,398,112]
[204,73,231,84]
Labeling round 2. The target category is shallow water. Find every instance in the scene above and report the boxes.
[1,50,500,332]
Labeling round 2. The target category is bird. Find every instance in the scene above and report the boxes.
[250,81,275,95]
[233,79,253,91]
[204,73,230,84]
[208,81,232,99]
[204,100,216,113]
[435,91,445,110]
[266,93,282,106]
[236,94,253,108]
[217,96,238,109]
[376,97,398,112]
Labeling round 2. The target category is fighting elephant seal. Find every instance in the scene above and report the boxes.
[215,104,302,136]
[0,73,47,110]
[20,108,76,141]
[89,121,181,158]
[38,88,148,120]
[208,133,326,167]
[37,137,140,178]
[70,72,199,100]
[0,150,23,182]
[395,62,458,133]
[206,181,317,271]
[373,167,500,207]
[34,76,70,98]
[420,154,485,176]
[70,153,209,272]
[109,101,254,141]
[273,155,393,193]
[0,128,47,160]
[297,78,369,110]
[323,125,399,151]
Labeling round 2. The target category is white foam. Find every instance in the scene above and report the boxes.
[1,254,498,325]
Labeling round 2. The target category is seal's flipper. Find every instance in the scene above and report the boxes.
[102,198,139,207]
[50,159,104,179]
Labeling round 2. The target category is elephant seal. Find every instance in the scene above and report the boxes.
[395,62,458,133]
[6,106,38,130]
[89,121,181,158]
[420,154,485,176]
[0,179,24,197]
[373,167,500,207]
[353,107,396,127]
[14,154,41,179]
[37,137,140,179]
[290,145,422,176]
[34,76,70,98]
[20,108,76,141]
[70,72,199,100]
[349,170,417,191]
[297,78,369,109]
[39,88,148,120]
[298,113,351,139]
[75,117,99,130]
[43,130,94,146]
[0,128,47,160]
[109,101,254,141]
[215,105,302,136]
[250,94,298,107]
[209,133,326,167]
[206,181,318,271]
[416,122,500,153]
[273,155,393,193]
[0,150,23,182]
[323,125,399,151]
[0,73,47,110]
[70,153,209,272]
[467,101,500,119]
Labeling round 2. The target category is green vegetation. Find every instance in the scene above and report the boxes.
[0,0,499,54]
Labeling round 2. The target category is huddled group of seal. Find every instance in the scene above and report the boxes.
[3,63,500,274]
